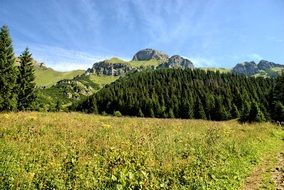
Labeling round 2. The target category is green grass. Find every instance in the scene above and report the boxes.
[104,57,164,68]
[105,57,127,64]
[34,67,84,87]
[271,67,284,75]
[201,67,231,73]
[89,74,119,87]
[0,112,283,189]
[128,59,164,68]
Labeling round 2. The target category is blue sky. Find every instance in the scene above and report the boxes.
[1,0,284,71]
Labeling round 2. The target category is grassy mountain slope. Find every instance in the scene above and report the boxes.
[201,67,231,73]
[89,74,119,87]
[34,67,84,87]
[101,57,165,68]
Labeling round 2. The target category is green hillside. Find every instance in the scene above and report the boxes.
[103,57,165,68]
[88,74,119,87]
[34,67,84,87]
[129,59,164,68]
[201,67,231,73]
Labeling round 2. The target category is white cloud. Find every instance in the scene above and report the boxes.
[186,56,217,68]
[17,44,111,71]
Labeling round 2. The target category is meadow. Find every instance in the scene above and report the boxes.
[0,112,283,189]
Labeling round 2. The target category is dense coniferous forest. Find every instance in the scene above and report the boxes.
[76,69,284,122]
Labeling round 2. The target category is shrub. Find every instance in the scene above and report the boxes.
[113,111,122,117]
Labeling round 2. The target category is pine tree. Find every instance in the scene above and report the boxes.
[168,108,175,118]
[239,100,251,122]
[0,25,17,111]
[138,108,144,117]
[194,97,207,119]
[272,101,284,122]
[231,104,240,118]
[17,48,36,110]
[270,72,284,121]
[248,102,266,122]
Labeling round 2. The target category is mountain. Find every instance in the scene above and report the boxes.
[86,58,133,76]
[85,49,195,76]
[34,65,84,87]
[232,60,284,77]
[159,55,194,69]
[132,48,169,61]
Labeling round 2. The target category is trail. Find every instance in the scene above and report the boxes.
[273,151,284,190]
[241,144,284,190]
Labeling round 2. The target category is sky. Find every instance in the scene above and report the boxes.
[0,0,284,71]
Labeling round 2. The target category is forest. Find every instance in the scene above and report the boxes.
[75,68,284,122]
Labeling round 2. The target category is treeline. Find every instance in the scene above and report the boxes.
[0,25,37,111]
[75,68,284,122]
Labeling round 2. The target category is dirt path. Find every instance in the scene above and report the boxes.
[273,152,284,190]
[241,145,284,190]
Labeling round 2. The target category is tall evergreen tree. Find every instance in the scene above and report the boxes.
[17,48,36,110]
[239,100,251,122]
[0,25,17,111]
[248,102,266,122]
[270,72,284,121]
[194,97,207,120]
[272,101,284,122]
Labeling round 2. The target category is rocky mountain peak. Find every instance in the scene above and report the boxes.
[86,60,132,76]
[232,60,284,76]
[232,61,258,75]
[132,48,169,61]
[159,55,194,69]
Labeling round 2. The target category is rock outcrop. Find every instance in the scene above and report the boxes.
[132,48,169,61]
[86,49,196,76]
[86,60,132,76]
[232,61,259,76]
[159,55,194,69]
[232,60,284,76]
[258,60,284,70]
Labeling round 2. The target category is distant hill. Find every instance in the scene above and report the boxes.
[232,60,284,77]
[15,57,84,86]
[34,66,84,87]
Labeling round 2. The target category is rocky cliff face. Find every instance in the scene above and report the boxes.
[232,61,259,75]
[159,55,194,69]
[232,60,284,76]
[86,61,132,76]
[86,49,195,76]
[258,60,284,70]
[132,48,169,61]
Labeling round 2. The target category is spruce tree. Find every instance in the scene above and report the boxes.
[273,101,284,122]
[239,100,251,122]
[271,72,284,120]
[138,108,144,117]
[231,104,240,118]
[194,97,207,120]
[248,102,266,122]
[17,48,36,110]
[0,25,17,111]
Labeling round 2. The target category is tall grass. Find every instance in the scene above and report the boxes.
[0,112,283,189]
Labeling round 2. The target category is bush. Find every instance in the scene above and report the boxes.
[113,111,122,117]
